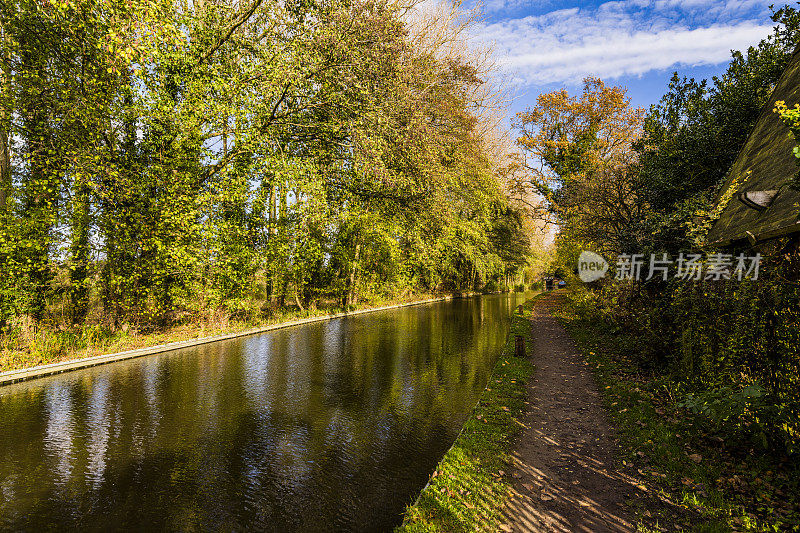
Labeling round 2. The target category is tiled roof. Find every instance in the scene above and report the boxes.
[707,47,800,246]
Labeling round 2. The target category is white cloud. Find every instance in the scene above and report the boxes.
[472,0,776,86]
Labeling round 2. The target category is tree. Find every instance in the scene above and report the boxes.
[0,0,534,340]
[514,77,645,254]
[630,5,800,253]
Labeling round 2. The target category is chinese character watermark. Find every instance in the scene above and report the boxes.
[578,252,761,282]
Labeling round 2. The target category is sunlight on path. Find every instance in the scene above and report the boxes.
[501,294,648,532]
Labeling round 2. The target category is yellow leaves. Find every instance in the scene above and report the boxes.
[46,0,75,12]
[774,100,800,172]
[514,77,645,249]
[773,99,800,133]
[773,100,800,115]
[516,78,644,169]
[687,170,749,247]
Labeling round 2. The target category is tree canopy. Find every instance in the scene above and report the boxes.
[0,0,535,334]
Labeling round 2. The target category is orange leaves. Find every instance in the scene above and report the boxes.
[516,77,643,173]
[513,77,647,250]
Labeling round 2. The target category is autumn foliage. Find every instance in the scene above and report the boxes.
[0,0,535,348]
[514,78,645,253]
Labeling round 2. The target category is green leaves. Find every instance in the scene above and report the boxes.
[629,6,800,252]
[774,100,800,187]
[0,0,531,332]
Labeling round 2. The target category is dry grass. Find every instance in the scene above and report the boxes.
[0,292,445,373]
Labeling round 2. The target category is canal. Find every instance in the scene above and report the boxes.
[0,292,531,532]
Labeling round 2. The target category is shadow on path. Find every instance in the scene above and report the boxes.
[501,293,659,532]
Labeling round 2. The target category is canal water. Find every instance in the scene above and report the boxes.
[0,292,531,532]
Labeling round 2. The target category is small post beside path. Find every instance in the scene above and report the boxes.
[514,335,526,358]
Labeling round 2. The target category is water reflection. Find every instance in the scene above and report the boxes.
[0,293,530,531]
[85,376,111,489]
[44,384,76,488]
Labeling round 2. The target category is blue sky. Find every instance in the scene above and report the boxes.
[461,0,782,126]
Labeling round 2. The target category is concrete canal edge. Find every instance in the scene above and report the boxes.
[0,294,484,387]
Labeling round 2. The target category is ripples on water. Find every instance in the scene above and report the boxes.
[0,293,531,532]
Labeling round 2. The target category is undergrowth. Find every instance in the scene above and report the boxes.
[555,291,800,532]
[0,293,445,373]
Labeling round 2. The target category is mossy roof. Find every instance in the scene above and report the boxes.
[707,47,800,246]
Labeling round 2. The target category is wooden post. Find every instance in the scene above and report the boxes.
[514,335,526,358]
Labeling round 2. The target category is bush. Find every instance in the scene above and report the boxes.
[678,383,793,451]
[568,252,800,455]
[482,280,500,293]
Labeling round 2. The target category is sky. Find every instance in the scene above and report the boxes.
[462,0,783,126]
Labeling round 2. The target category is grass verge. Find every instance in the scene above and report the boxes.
[0,293,458,373]
[396,295,541,533]
[553,292,800,533]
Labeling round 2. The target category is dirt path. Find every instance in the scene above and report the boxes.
[501,293,645,532]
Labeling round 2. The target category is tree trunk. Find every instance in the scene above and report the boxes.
[277,183,287,307]
[0,25,11,211]
[18,33,56,321]
[294,282,305,312]
[0,123,9,211]
[266,184,275,302]
[69,179,91,323]
[343,241,361,308]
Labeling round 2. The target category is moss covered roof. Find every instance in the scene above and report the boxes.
[707,47,800,246]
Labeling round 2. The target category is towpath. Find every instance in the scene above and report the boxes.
[501,293,642,532]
